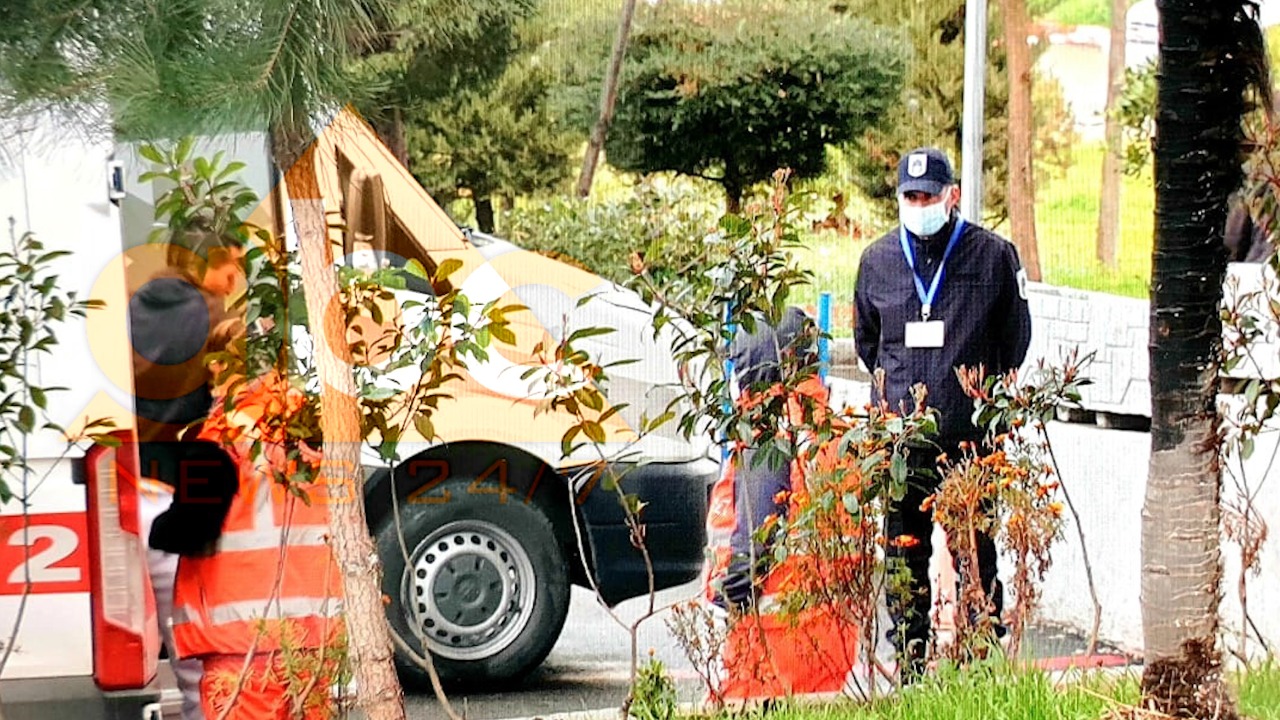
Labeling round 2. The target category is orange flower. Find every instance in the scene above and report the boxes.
[892,534,921,549]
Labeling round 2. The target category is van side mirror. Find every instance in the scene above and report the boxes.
[344,168,387,269]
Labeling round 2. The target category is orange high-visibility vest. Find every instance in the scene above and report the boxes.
[172,413,343,658]
[704,377,864,699]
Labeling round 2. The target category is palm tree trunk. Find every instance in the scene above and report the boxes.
[273,125,407,720]
[1003,0,1042,281]
[475,196,496,234]
[371,109,410,168]
[1142,1,1266,716]
[577,0,640,198]
[1096,0,1128,267]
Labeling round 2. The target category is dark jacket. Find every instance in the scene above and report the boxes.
[728,306,816,389]
[854,215,1032,442]
[1223,201,1276,264]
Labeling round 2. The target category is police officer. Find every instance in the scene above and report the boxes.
[853,147,1032,680]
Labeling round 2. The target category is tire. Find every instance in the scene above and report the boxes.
[376,479,570,689]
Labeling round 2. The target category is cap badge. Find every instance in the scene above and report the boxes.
[907,153,928,178]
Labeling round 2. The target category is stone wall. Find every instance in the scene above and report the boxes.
[1023,282,1151,417]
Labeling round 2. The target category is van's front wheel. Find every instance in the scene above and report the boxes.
[377,489,570,688]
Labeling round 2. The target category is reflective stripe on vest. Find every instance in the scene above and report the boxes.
[173,596,342,627]
[217,524,329,552]
[173,432,342,657]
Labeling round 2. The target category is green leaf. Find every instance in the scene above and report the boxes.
[453,294,472,318]
[582,420,607,444]
[414,415,436,441]
[362,386,398,401]
[490,324,517,346]
[645,410,675,433]
[1246,380,1261,407]
[578,388,604,412]
[175,136,195,165]
[889,453,907,486]
[138,144,165,165]
[435,258,464,283]
[561,425,581,458]
[215,161,248,182]
[30,387,46,409]
[599,404,627,424]
[404,258,430,282]
[17,406,35,433]
[567,326,615,343]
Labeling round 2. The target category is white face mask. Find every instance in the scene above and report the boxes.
[898,195,951,237]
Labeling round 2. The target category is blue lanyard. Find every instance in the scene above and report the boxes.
[899,219,965,322]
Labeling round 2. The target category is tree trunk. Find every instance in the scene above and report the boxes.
[1097,0,1128,266]
[390,107,409,168]
[371,109,410,169]
[1141,2,1262,716]
[274,126,407,720]
[577,0,640,198]
[724,178,743,215]
[1003,0,1041,281]
[475,196,496,234]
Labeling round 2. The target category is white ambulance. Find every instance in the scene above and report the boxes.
[0,110,717,716]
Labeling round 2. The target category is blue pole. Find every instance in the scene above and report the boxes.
[721,303,737,463]
[818,292,832,383]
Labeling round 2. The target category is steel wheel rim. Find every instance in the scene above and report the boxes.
[404,519,537,661]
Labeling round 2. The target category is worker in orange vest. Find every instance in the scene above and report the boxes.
[173,368,345,720]
[715,307,820,609]
[705,308,864,699]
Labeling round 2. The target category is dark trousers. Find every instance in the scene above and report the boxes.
[721,446,790,608]
[884,440,1004,673]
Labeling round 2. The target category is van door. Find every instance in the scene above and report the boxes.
[0,116,160,718]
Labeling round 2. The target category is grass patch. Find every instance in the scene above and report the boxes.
[1040,0,1109,27]
[1239,661,1280,720]
[709,660,1280,720]
[754,662,1139,720]
[1033,142,1154,298]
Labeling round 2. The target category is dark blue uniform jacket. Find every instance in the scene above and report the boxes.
[854,216,1032,443]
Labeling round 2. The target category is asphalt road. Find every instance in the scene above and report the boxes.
[404,582,708,720]
[399,577,1127,720]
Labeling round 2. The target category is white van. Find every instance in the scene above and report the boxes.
[0,109,717,716]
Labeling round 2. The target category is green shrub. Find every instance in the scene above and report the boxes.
[628,654,677,720]
[502,180,723,286]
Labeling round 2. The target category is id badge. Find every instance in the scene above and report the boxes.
[905,320,945,348]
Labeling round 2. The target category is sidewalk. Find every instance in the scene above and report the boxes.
[1020,622,1137,673]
